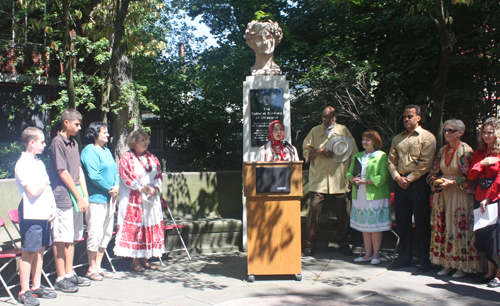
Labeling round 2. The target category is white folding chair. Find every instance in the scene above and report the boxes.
[161,198,191,264]
[102,231,117,273]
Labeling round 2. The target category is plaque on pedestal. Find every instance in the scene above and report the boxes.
[250,88,284,147]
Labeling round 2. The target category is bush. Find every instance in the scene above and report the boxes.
[0,141,50,179]
[0,142,23,178]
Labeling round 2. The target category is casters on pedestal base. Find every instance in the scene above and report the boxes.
[248,274,255,282]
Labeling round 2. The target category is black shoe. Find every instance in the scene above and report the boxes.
[54,278,78,293]
[303,247,316,256]
[18,291,40,306]
[474,275,495,284]
[68,274,91,287]
[31,285,57,299]
[339,245,353,256]
[387,261,411,270]
[417,265,430,273]
[488,278,500,287]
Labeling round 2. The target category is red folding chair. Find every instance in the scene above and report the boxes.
[0,215,24,304]
[11,208,91,288]
[8,209,54,290]
[161,198,191,264]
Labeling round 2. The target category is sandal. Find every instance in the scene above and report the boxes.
[142,261,159,270]
[131,264,145,272]
[86,272,104,281]
[98,269,113,279]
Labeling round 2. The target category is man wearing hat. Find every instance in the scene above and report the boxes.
[387,104,436,273]
[303,106,358,256]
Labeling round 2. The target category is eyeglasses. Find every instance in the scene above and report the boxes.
[444,129,458,134]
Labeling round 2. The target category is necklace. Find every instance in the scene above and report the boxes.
[133,150,152,172]
[269,140,286,161]
[444,141,460,167]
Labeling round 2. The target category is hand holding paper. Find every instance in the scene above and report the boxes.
[474,203,498,231]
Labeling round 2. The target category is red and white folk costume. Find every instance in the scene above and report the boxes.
[114,150,165,258]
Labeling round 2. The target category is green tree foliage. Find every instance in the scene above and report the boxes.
[2,0,499,172]
[1,0,170,159]
[133,4,244,171]
[184,0,498,157]
[0,142,23,179]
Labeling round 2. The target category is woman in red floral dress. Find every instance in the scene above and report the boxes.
[428,119,480,278]
[114,129,165,272]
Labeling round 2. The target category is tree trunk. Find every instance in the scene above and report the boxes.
[62,0,75,109]
[431,0,456,148]
[100,0,131,122]
[111,52,141,162]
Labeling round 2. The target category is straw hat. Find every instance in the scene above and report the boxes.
[326,135,353,163]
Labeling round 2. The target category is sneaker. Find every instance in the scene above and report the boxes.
[54,278,79,293]
[68,274,91,287]
[18,291,40,306]
[31,285,57,299]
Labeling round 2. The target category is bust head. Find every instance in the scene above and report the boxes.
[244,20,283,54]
[244,20,283,75]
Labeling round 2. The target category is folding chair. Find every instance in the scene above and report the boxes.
[357,193,400,262]
[102,231,117,273]
[0,215,24,304]
[7,209,54,290]
[161,198,191,264]
[71,233,89,269]
[12,209,89,286]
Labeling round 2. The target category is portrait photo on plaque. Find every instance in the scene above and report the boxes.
[250,89,284,147]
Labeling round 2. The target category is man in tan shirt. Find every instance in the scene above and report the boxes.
[387,104,436,273]
[303,106,358,256]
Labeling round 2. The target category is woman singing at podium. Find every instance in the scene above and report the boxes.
[258,120,299,161]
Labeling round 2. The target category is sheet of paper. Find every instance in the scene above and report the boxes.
[473,203,498,231]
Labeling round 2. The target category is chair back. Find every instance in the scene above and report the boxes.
[160,197,168,209]
[8,209,19,225]
[0,215,19,249]
[7,209,21,237]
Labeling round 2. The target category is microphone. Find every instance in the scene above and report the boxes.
[281,140,296,155]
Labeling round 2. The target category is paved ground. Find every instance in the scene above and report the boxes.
[2,249,500,306]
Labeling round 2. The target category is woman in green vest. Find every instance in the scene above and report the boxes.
[346,130,391,265]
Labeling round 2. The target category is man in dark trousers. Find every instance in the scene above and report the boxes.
[302,106,358,256]
[387,105,436,272]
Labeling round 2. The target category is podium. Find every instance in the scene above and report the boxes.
[243,161,303,282]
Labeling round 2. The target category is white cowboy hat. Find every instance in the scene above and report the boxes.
[326,135,353,163]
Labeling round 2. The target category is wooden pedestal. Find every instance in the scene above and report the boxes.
[243,161,303,282]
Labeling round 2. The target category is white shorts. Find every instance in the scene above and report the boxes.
[53,206,84,243]
[85,202,115,252]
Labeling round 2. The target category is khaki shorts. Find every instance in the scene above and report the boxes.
[53,206,84,243]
